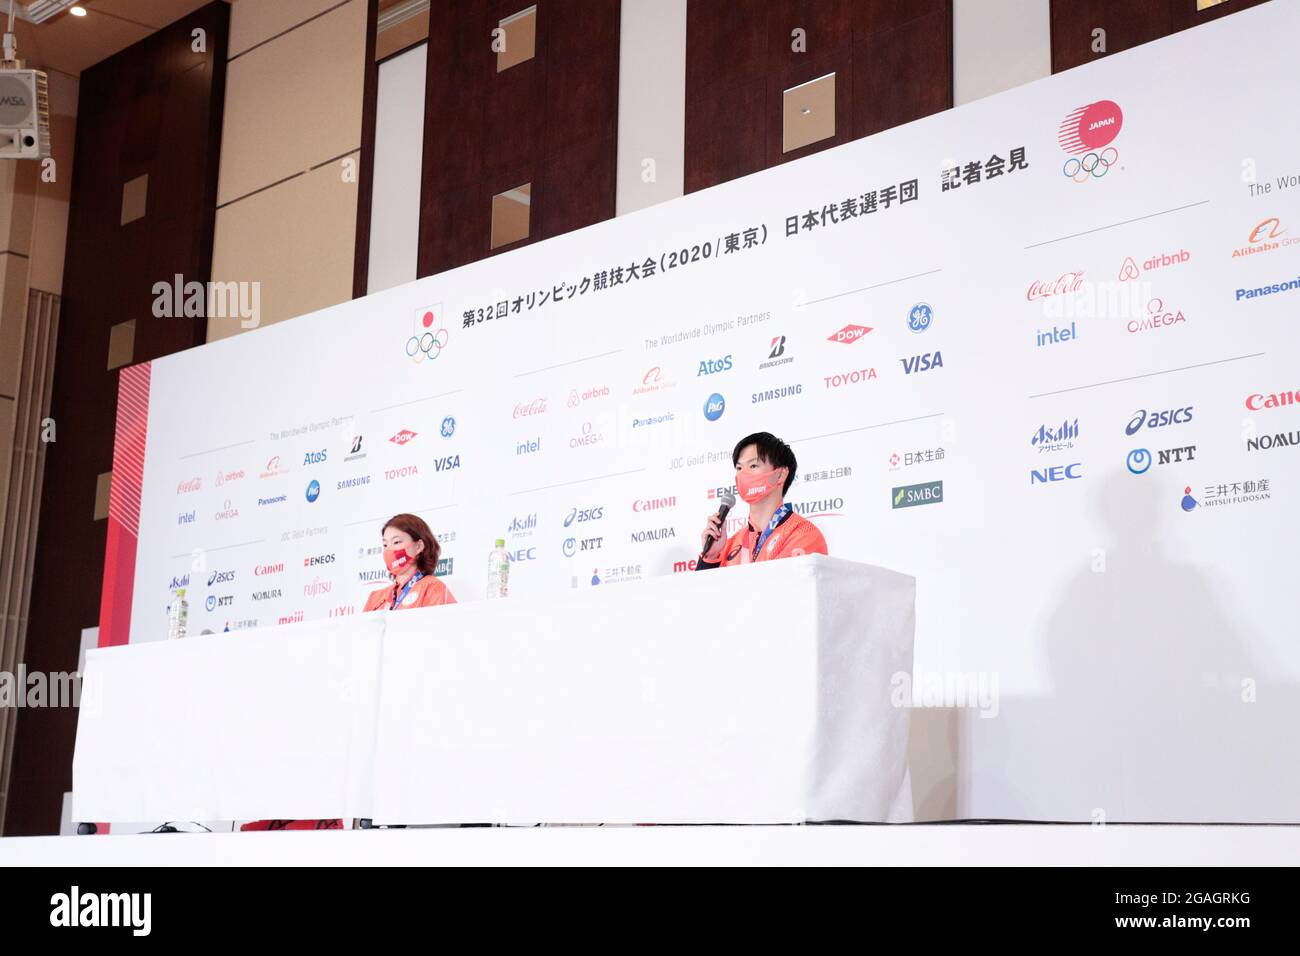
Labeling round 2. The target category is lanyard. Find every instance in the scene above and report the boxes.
[751,504,792,562]
[391,571,424,609]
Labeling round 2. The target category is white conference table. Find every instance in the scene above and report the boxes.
[73,555,916,825]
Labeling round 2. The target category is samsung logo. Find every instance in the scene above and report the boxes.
[751,384,802,404]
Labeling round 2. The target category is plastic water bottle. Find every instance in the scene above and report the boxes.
[486,539,510,599]
[167,588,189,640]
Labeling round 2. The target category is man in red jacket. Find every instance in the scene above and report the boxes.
[696,431,827,569]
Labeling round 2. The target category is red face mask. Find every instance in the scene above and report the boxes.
[384,548,413,573]
[735,468,784,504]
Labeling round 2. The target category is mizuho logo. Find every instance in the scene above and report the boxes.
[1125,407,1193,435]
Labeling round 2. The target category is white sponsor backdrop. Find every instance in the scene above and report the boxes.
[120,3,1300,820]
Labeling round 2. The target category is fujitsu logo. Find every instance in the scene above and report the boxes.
[513,398,547,418]
[828,324,871,344]
[389,429,417,445]
[304,577,332,598]
[1027,272,1084,300]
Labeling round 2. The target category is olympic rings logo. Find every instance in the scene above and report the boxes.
[405,327,449,363]
[1062,147,1118,182]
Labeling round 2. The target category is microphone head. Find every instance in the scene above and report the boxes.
[719,490,737,512]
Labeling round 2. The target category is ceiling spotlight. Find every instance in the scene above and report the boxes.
[800,108,812,115]
[69,5,87,15]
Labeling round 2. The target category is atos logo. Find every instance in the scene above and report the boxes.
[433,455,461,472]
[907,302,933,333]
[305,479,321,503]
[390,429,417,446]
[303,449,327,465]
[563,506,604,526]
[207,569,236,586]
[829,324,871,344]
[697,355,733,376]
[1125,407,1193,435]
[901,351,943,375]
[1031,464,1083,483]
[703,393,726,421]
[508,548,537,562]
[440,416,456,439]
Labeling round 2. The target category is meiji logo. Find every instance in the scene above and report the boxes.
[278,611,305,625]
[513,398,547,418]
[697,355,733,376]
[303,553,335,567]
[385,465,419,480]
[829,324,871,344]
[177,477,202,494]
[389,429,417,446]
[50,886,151,936]
[632,496,676,512]
[901,351,943,375]
[825,368,877,388]
[254,562,284,576]
[303,450,327,465]
[434,454,461,472]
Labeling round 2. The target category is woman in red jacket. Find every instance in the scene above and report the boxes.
[363,512,456,611]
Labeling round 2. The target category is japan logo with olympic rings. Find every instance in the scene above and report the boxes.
[1058,100,1123,184]
[407,305,449,364]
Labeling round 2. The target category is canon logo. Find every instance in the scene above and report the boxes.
[1246,390,1298,411]
[632,496,677,512]
[254,563,284,576]
[513,398,547,418]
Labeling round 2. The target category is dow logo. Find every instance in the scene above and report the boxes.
[891,480,943,509]
[828,324,871,345]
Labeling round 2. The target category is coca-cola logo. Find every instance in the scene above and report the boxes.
[1027,272,1085,301]
[513,398,547,418]
[177,477,202,494]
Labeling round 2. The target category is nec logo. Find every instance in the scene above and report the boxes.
[509,548,537,562]
[390,429,417,445]
[1031,464,1083,483]
[829,324,872,344]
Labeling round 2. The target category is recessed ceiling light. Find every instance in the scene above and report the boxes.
[800,108,812,115]
[70,5,88,16]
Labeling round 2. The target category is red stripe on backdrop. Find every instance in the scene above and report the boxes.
[98,362,151,649]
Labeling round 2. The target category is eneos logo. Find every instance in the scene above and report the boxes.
[1058,99,1122,182]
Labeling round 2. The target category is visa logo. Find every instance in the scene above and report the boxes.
[901,351,943,375]
[434,454,461,472]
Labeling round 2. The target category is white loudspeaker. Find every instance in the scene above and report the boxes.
[0,68,50,159]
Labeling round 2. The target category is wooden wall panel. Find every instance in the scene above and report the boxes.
[685,0,954,194]
[416,0,621,278]
[1050,0,1272,74]
[3,2,229,837]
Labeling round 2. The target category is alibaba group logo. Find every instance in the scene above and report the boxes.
[1249,217,1285,244]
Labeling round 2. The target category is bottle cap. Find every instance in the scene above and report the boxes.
[495,538,505,548]
[176,588,186,597]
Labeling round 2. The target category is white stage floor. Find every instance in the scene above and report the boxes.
[2,823,1296,866]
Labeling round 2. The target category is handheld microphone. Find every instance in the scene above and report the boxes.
[703,490,736,556]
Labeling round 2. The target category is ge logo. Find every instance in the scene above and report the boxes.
[1126,448,1152,475]
[440,416,456,439]
[907,302,933,333]
[405,316,448,364]
[563,537,576,557]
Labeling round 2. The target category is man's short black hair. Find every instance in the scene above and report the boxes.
[732,432,797,494]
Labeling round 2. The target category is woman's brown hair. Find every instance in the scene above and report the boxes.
[382,513,441,576]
